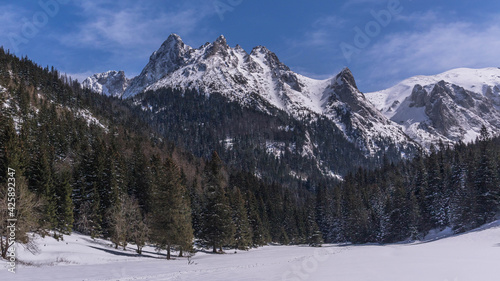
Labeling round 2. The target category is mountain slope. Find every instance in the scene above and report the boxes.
[82,70,130,97]
[85,34,419,163]
[366,67,500,147]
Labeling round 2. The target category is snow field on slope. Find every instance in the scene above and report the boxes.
[366,67,500,116]
[2,221,500,281]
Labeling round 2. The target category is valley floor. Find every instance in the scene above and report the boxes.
[2,221,500,281]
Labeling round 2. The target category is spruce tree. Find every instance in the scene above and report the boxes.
[200,152,235,253]
[246,192,268,246]
[306,199,323,246]
[149,157,193,259]
[449,150,474,232]
[474,127,499,225]
[230,187,252,250]
[55,172,74,234]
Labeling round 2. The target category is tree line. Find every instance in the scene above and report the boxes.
[316,128,500,243]
[0,49,321,259]
[1,48,499,261]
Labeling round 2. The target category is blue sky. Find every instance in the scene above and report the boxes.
[1,0,500,92]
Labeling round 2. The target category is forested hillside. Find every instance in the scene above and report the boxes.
[318,131,500,243]
[1,50,499,260]
[0,50,321,258]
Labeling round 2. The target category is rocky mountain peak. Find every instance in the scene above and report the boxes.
[250,46,290,72]
[367,68,500,147]
[84,34,419,158]
[204,35,231,59]
[153,33,190,62]
[215,34,227,45]
[334,67,358,90]
[82,70,130,98]
[165,33,183,44]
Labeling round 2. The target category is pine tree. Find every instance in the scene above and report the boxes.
[306,199,323,246]
[128,145,151,212]
[474,127,499,225]
[282,190,299,244]
[189,178,204,238]
[425,146,443,229]
[55,172,74,234]
[315,184,335,243]
[342,180,369,243]
[230,187,252,250]
[149,157,193,259]
[89,183,102,238]
[28,140,57,230]
[246,191,268,246]
[200,152,235,253]
[386,179,410,242]
[448,149,474,232]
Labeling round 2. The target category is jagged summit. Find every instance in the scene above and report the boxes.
[366,67,500,147]
[215,34,227,44]
[84,34,419,156]
[82,70,129,98]
[167,33,183,42]
[334,67,358,90]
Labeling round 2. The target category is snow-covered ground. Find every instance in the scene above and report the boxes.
[2,221,500,280]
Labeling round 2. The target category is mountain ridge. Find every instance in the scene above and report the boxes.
[83,34,418,158]
[366,67,500,147]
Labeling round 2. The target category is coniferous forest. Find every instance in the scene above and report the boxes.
[1,49,500,260]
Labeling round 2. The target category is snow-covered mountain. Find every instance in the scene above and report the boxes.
[82,70,130,98]
[85,34,418,156]
[366,68,500,147]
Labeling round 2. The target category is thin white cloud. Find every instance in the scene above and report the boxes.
[0,5,31,52]
[291,16,346,49]
[0,6,22,32]
[393,10,440,25]
[363,18,500,89]
[59,0,214,50]
[53,0,218,75]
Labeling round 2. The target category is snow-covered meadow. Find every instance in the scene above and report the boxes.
[2,221,500,281]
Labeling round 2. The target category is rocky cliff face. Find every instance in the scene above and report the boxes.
[84,34,419,159]
[367,68,500,147]
[82,71,129,98]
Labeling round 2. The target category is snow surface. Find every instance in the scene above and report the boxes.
[75,109,107,131]
[3,221,500,280]
[84,34,418,158]
[366,67,500,147]
[140,37,332,120]
[82,71,130,98]
[367,67,500,115]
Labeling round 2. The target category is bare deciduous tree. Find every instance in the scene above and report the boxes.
[108,195,149,253]
[1,176,43,259]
